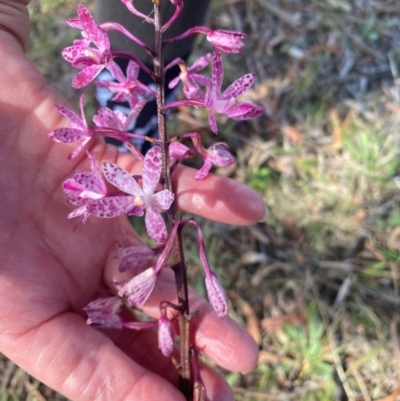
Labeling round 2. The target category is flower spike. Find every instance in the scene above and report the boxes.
[62,4,112,88]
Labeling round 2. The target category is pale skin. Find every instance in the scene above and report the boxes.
[0,1,266,400]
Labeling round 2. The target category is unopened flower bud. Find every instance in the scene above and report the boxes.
[205,271,228,319]
[158,314,176,357]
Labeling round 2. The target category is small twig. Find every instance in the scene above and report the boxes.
[257,0,301,28]
[312,286,357,401]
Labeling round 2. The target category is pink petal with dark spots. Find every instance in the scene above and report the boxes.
[183,75,203,99]
[55,105,85,128]
[77,4,110,51]
[62,45,86,63]
[93,108,125,130]
[71,55,99,69]
[103,162,143,196]
[205,85,214,110]
[73,64,105,89]
[66,18,82,29]
[145,208,167,244]
[208,111,218,134]
[221,73,255,100]
[86,151,107,194]
[117,245,155,272]
[127,60,140,80]
[89,196,141,218]
[207,30,246,54]
[226,102,264,120]
[118,267,158,308]
[50,127,89,143]
[106,59,125,82]
[212,50,223,95]
[142,146,162,195]
[190,53,212,72]
[74,172,106,197]
[152,190,174,211]
[62,178,84,195]
[68,205,87,219]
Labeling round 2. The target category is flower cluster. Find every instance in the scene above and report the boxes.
[51,2,263,399]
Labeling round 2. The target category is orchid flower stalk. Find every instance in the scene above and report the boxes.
[50,1,264,399]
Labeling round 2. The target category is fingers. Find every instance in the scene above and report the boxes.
[172,164,266,225]
[2,312,187,401]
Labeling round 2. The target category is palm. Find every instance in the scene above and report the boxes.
[0,34,264,400]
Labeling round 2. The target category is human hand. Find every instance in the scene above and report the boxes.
[0,13,265,401]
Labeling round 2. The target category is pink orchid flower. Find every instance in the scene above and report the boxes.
[180,132,234,179]
[205,49,264,134]
[93,100,146,132]
[166,54,212,99]
[49,95,94,159]
[195,142,235,180]
[207,30,246,54]
[49,95,140,159]
[96,61,154,108]
[165,27,246,54]
[102,146,174,244]
[62,4,112,88]
[62,151,108,223]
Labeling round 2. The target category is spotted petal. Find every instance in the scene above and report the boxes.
[145,208,167,244]
[211,50,223,97]
[152,190,174,211]
[103,162,143,196]
[142,146,162,195]
[89,196,143,218]
[62,45,86,63]
[73,64,106,89]
[127,60,140,81]
[74,172,106,197]
[55,105,85,128]
[221,73,255,100]
[77,4,110,51]
[93,108,125,130]
[226,102,264,120]
[50,127,89,143]
[190,53,212,72]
